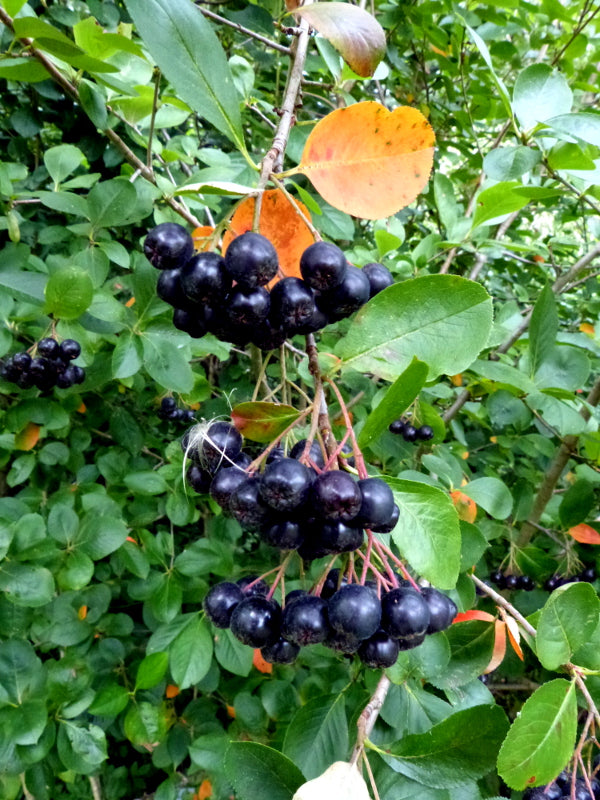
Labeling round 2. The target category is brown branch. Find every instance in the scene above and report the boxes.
[196,4,292,54]
[350,673,392,764]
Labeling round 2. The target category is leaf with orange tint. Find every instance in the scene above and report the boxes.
[568,523,600,544]
[450,490,477,523]
[296,102,435,220]
[484,620,507,674]
[194,779,213,800]
[293,3,385,78]
[15,422,41,451]
[192,225,214,252]
[222,189,314,281]
[579,322,595,336]
[165,684,180,698]
[453,609,495,624]
[231,401,301,443]
[450,373,463,387]
[252,648,273,674]
[78,605,88,620]
[504,616,524,661]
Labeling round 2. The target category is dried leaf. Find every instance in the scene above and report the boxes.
[297,102,435,219]
[293,2,385,78]
[504,615,524,661]
[222,189,314,282]
[568,524,600,545]
[484,620,507,674]
[453,610,496,624]
[450,490,477,523]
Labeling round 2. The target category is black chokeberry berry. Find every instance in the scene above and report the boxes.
[388,419,405,435]
[381,587,430,639]
[144,222,194,270]
[290,439,325,469]
[518,575,536,591]
[490,570,506,588]
[356,477,395,529]
[261,637,300,664]
[328,584,381,641]
[259,457,313,513]
[317,264,370,320]
[12,352,32,371]
[157,268,193,309]
[204,582,244,628]
[402,425,418,442]
[417,425,434,441]
[300,241,347,292]
[310,470,362,522]
[362,262,394,298]
[420,587,457,633]
[229,477,273,532]
[38,337,60,359]
[270,277,316,332]
[227,286,271,328]
[181,251,231,304]
[173,307,209,338]
[200,421,243,472]
[230,596,281,647]
[505,574,520,590]
[263,519,306,550]
[318,520,364,553]
[581,567,597,583]
[224,231,279,288]
[370,503,399,534]
[359,629,400,668]
[281,595,330,646]
[210,465,249,510]
[59,339,81,361]
[186,463,213,494]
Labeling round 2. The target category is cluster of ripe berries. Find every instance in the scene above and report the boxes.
[184,421,400,559]
[490,566,597,592]
[157,396,196,424]
[388,417,434,442]
[523,764,600,800]
[544,566,597,591]
[143,223,393,350]
[204,570,457,667]
[0,338,84,391]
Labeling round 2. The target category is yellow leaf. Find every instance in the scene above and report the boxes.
[15,422,41,451]
[296,102,435,220]
[450,490,477,523]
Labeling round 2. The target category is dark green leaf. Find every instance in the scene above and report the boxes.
[44,265,94,320]
[529,284,558,375]
[0,563,55,607]
[79,79,108,128]
[225,742,305,800]
[558,480,595,528]
[283,693,348,780]
[431,621,496,689]
[135,652,169,691]
[536,582,600,670]
[214,628,254,677]
[169,615,213,689]
[461,478,513,520]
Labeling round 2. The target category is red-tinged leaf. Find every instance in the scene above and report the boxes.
[231,402,301,443]
[252,648,273,674]
[484,620,507,674]
[505,616,524,661]
[15,422,41,451]
[453,610,496,624]
[293,2,386,78]
[296,102,435,220]
[222,189,314,283]
[568,524,600,544]
[192,225,215,252]
[450,490,477,523]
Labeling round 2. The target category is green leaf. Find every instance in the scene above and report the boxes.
[169,615,213,689]
[141,331,193,394]
[189,732,230,772]
[124,0,244,149]
[461,478,513,520]
[135,652,169,691]
[528,284,558,375]
[483,146,542,181]
[293,3,385,78]
[558,480,595,528]
[79,79,108,129]
[497,679,577,789]
[231,402,301,444]
[533,345,590,392]
[224,742,305,800]
[0,58,49,82]
[123,701,167,747]
[283,693,348,780]
[2,0,27,15]
[432,621,496,689]
[87,179,138,229]
[512,65,572,131]
[4,699,47,746]
[536,583,600,670]
[0,563,55,607]
[44,145,86,186]
[77,515,128,560]
[88,684,130,717]
[544,113,600,147]
[433,173,458,237]
[124,471,169,496]
[337,276,493,382]
[388,704,509,787]
[472,182,531,229]
[0,639,44,705]
[214,628,254,677]
[57,721,108,775]
[57,551,94,591]
[0,270,46,305]
[358,359,428,450]
[386,478,461,590]
[112,333,143,380]
[148,573,183,623]
[44,265,94,320]
[460,20,512,119]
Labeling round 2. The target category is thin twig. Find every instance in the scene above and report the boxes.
[196,4,292,54]
[470,574,537,638]
[350,673,392,764]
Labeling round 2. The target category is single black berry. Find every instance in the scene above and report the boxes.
[505,574,520,590]
[204,582,244,628]
[186,463,213,494]
[581,567,597,583]
[12,352,32,371]
[261,637,300,664]
[173,307,209,338]
[356,477,395,529]
[229,477,273,532]
[518,575,536,591]
[230,596,281,647]
[316,264,370,320]
[420,587,457,633]
[227,286,271,328]
[369,503,399,534]
[402,425,418,442]
[300,241,347,292]
[144,222,194,270]
[237,576,269,597]
[157,268,192,309]
[281,595,329,646]
[490,569,506,588]
[417,425,434,441]
[210,465,249,510]
[259,457,313,513]
[359,629,400,668]
[38,337,60,359]
[270,277,316,332]
[290,439,326,469]
[200,421,243,472]
[181,251,231,304]
[388,419,405,435]
[328,584,381,640]
[224,232,279,288]
[310,470,362,522]
[362,262,393,298]
[381,587,430,639]
[318,520,364,553]
[59,339,81,361]
[263,519,306,550]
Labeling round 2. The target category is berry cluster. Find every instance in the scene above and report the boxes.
[489,571,536,591]
[388,417,434,442]
[157,396,196,424]
[544,566,597,591]
[204,570,457,667]
[143,224,393,350]
[183,421,400,557]
[523,767,600,800]
[0,337,84,391]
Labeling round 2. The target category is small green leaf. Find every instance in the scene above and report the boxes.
[497,679,577,789]
[77,515,128,560]
[536,583,600,670]
[358,358,428,450]
[283,693,347,780]
[231,402,301,443]
[558,480,595,528]
[88,684,130,717]
[44,265,94,320]
[112,333,143,380]
[123,701,167,747]
[472,182,531,229]
[512,65,572,131]
[529,284,558,376]
[142,331,193,394]
[0,271,46,305]
[461,478,513,520]
[44,145,86,186]
[169,615,213,689]
[87,179,138,229]
[483,146,542,181]
[79,79,108,129]
[135,652,169,691]
[214,628,254,677]
[0,563,55,607]
[224,742,305,800]
[544,113,600,147]
[57,721,108,774]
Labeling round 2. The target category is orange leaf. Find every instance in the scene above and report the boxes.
[450,490,477,523]
[192,225,214,252]
[568,524,600,544]
[165,684,180,699]
[450,373,463,386]
[226,704,236,719]
[453,609,496,624]
[15,422,40,451]
[125,296,136,307]
[222,189,314,282]
[77,402,87,414]
[296,102,435,220]
[505,616,524,661]
[484,620,507,674]
[252,648,273,674]
[78,605,88,620]
[579,322,595,336]
[194,779,213,800]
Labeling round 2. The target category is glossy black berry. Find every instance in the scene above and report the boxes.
[59,339,81,361]
[200,421,243,472]
[181,251,231,304]
[56,365,78,388]
[388,419,405,435]
[359,629,400,668]
[328,584,381,640]
[281,595,329,646]
[264,519,306,550]
[311,470,362,522]
[210,465,249,510]
[356,478,395,529]
[270,277,316,332]
[38,337,60,359]
[581,567,597,582]
[321,569,348,600]
[370,503,399,534]
[186,463,213,494]
[237,576,269,597]
[505,574,520,590]
[227,286,271,328]
[545,575,562,591]
[402,425,418,442]
[261,637,300,664]
[381,587,430,639]
[317,264,370,320]
[229,477,273,532]
[260,457,313,512]
[490,570,506,588]
[290,439,326,469]
[12,352,32,371]
[417,425,434,441]
[204,581,244,628]
[325,629,362,653]
[144,222,194,270]
[318,520,364,553]
[160,397,178,416]
[251,320,287,351]
[224,232,279,288]
[157,268,192,309]
[293,301,330,335]
[300,241,347,292]
[173,307,209,338]
[70,365,85,385]
[420,587,457,633]
[230,596,281,647]
[518,575,536,591]
[362,262,393,298]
